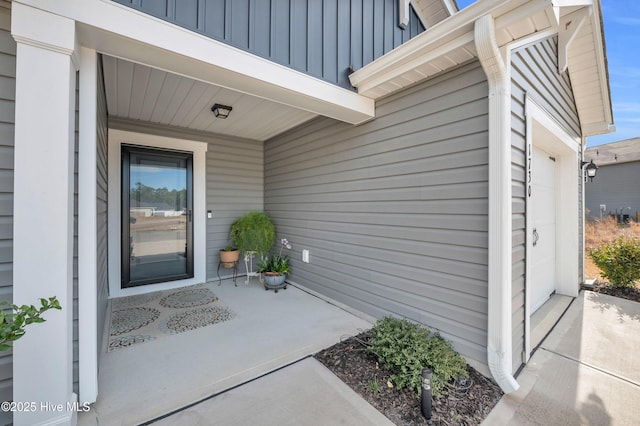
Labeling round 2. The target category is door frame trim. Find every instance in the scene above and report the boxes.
[108,129,208,298]
[524,96,581,361]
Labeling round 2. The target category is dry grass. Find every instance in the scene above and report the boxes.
[584,217,640,280]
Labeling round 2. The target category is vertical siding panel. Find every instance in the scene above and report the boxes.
[139,0,169,18]
[383,0,394,52]
[350,0,363,71]
[307,0,323,78]
[252,0,272,57]
[361,0,374,65]
[265,62,490,365]
[323,0,338,82]
[290,0,307,72]
[0,8,13,424]
[372,0,384,59]
[336,0,351,88]
[202,0,226,40]
[230,0,250,50]
[174,0,199,29]
[272,0,290,65]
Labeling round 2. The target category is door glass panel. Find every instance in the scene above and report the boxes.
[122,146,193,287]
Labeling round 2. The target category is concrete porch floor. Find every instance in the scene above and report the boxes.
[78,279,373,425]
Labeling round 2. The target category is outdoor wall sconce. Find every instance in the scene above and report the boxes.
[581,159,598,182]
[211,103,233,119]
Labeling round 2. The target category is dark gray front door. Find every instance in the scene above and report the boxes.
[121,145,194,288]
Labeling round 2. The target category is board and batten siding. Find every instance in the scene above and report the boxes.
[510,36,580,372]
[108,119,264,280]
[111,0,424,90]
[0,6,14,424]
[265,61,490,364]
[97,55,110,355]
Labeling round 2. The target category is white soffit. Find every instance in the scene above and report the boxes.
[351,0,613,136]
[411,0,457,28]
[102,56,316,141]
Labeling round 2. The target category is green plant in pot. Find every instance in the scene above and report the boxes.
[228,211,276,257]
[219,245,239,267]
[258,238,292,287]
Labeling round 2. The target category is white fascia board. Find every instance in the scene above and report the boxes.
[16,0,374,124]
[588,0,614,128]
[442,0,459,15]
[350,0,547,93]
[583,121,616,136]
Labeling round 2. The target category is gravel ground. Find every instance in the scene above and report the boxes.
[314,330,503,426]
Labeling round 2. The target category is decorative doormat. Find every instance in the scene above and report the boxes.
[108,284,234,352]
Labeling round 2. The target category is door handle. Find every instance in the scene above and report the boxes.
[186,209,192,223]
[533,228,539,247]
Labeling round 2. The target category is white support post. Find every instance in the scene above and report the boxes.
[11,3,78,425]
[78,47,99,405]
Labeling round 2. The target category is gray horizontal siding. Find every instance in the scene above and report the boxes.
[510,36,580,372]
[0,7,13,424]
[585,162,640,220]
[97,55,110,354]
[205,135,263,278]
[111,0,425,89]
[265,61,490,364]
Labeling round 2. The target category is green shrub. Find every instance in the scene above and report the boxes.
[0,297,61,351]
[368,317,468,396]
[589,235,640,288]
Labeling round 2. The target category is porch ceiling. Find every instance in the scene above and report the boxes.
[102,55,318,141]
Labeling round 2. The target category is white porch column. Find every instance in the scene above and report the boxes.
[12,3,78,426]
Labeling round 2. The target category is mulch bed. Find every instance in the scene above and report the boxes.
[587,281,640,303]
[313,283,638,425]
[314,330,503,425]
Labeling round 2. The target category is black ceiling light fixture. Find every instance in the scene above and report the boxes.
[581,159,598,182]
[211,103,233,119]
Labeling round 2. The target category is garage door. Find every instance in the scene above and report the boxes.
[530,146,556,313]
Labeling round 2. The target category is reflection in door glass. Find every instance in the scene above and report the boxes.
[127,151,190,284]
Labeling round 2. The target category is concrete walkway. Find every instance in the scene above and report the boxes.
[152,358,394,426]
[483,290,640,425]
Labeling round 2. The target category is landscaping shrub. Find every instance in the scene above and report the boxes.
[368,317,468,396]
[589,235,640,288]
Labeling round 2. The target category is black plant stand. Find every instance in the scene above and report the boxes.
[217,261,238,286]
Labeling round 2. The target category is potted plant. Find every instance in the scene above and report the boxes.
[228,211,276,257]
[258,238,292,290]
[219,245,239,267]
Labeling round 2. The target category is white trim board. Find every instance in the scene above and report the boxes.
[523,96,580,361]
[107,129,208,298]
